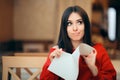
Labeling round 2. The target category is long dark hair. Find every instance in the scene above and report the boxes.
[57,5,92,53]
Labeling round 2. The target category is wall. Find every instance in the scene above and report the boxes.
[0,0,14,42]
[13,0,92,43]
[14,0,56,41]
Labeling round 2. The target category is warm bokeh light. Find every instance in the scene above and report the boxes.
[108,7,116,41]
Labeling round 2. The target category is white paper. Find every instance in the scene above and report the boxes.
[79,43,95,55]
[48,43,94,80]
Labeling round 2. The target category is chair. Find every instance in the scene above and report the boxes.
[14,52,48,57]
[2,56,47,80]
[111,60,120,80]
[14,52,48,78]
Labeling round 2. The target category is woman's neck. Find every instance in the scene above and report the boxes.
[71,40,81,49]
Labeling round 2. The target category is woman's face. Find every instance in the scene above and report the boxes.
[67,12,85,42]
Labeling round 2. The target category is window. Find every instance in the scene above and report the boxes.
[108,7,116,41]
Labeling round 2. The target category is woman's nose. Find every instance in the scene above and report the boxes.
[73,25,78,31]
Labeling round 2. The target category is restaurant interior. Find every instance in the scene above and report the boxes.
[0,0,120,80]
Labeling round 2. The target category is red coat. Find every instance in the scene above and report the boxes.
[40,43,116,80]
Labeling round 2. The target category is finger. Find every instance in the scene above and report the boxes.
[49,53,56,61]
[92,49,97,56]
[49,50,58,61]
[56,48,63,58]
[53,45,59,49]
[82,55,88,59]
[58,48,63,54]
[49,48,63,61]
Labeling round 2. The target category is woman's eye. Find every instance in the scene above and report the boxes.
[78,20,83,25]
[67,22,72,26]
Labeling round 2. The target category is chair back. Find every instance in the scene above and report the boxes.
[14,52,48,57]
[2,56,47,80]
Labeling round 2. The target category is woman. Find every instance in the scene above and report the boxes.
[40,5,116,80]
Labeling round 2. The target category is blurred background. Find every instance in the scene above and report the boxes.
[0,0,120,58]
[0,0,120,79]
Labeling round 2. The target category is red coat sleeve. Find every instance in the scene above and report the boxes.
[40,48,61,80]
[92,43,116,80]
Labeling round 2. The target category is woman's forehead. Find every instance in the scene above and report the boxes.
[68,12,82,21]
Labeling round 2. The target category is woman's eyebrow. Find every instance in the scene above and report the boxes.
[77,19,83,21]
[67,20,71,22]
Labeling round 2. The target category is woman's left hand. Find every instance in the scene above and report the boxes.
[82,49,97,66]
[82,49,98,76]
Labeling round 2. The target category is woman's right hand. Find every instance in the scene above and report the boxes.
[49,46,63,62]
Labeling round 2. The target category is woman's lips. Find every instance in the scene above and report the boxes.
[72,32,80,36]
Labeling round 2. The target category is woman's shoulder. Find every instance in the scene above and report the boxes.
[93,43,107,52]
[93,43,109,59]
[93,43,105,48]
[93,43,107,53]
